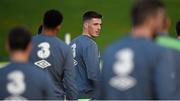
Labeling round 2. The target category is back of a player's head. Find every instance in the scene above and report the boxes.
[83,11,102,22]
[131,0,165,26]
[8,27,32,51]
[38,25,43,34]
[176,21,180,36]
[43,9,63,29]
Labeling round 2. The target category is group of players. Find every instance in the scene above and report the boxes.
[1,0,180,100]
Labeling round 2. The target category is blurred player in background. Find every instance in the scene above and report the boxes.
[29,9,77,100]
[0,27,56,100]
[37,25,43,34]
[99,0,175,100]
[176,21,180,39]
[156,16,180,100]
[70,11,102,99]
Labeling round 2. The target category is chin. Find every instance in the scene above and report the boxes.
[95,33,100,36]
[94,35,99,37]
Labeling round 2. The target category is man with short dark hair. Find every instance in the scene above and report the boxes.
[99,0,175,100]
[0,27,56,100]
[176,21,180,39]
[70,11,102,99]
[29,9,77,100]
[37,25,42,34]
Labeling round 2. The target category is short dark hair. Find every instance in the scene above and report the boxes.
[131,0,165,26]
[43,9,63,29]
[83,11,102,22]
[176,21,180,36]
[8,27,32,51]
[38,25,43,34]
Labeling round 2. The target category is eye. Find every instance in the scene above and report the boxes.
[93,23,99,25]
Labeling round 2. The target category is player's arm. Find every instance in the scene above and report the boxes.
[96,49,110,100]
[63,47,78,100]
[84,44,101,86]
[154,49,175,99]
[43,73,58,100]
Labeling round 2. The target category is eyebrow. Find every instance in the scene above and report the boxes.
[93,22,102,25]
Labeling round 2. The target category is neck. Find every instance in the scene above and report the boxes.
[42,28,56,36]
[131,25,153,39]
[10,51,29,63]
[82,29,92,38]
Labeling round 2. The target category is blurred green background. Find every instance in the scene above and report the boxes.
[0,0,180,61]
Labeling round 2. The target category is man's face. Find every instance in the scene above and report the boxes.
[85,18,102,37]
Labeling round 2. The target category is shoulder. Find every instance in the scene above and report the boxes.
[71,35,96,47]
[57,39,72,51]
[0,66,8,76]
[104,37,129,53]
[0,63,13,73]
[70,35,82,44]
[32,35,40,40]
[103,36,163,57]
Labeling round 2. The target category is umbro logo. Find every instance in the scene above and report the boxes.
[34,60,51,69]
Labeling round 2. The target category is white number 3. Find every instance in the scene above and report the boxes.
[7,71,26,95]
[37,42,50,59]
[109,48,137,91]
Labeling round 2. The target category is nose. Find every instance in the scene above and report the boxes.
[98,25,101,30]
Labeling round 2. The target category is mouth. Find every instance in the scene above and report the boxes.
[96,31,100,34]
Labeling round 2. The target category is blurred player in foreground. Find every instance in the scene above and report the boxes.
[99,0,175,100]
[0,27,56,100]
[176,21,180,39]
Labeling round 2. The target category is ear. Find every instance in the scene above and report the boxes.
[53,25,61,34]
[56,25,61,31]
[57,25,61,29]
[83,22,89,29]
